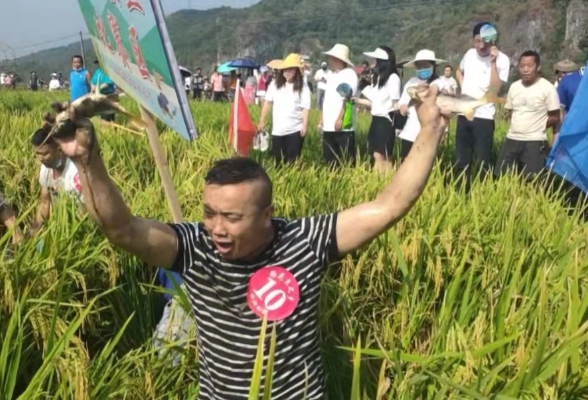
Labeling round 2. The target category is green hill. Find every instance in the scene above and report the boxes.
[4,0,587,82]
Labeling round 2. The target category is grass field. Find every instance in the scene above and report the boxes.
[1,90,588,399]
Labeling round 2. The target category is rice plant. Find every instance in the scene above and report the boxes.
[1,90,588,399]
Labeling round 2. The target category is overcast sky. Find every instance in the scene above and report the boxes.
[0,0,259,59]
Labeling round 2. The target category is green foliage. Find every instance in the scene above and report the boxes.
[9,0,579,81]
[2,91,588,398]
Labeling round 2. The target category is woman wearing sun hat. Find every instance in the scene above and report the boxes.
[320,43,359,167]
[398,49,448,162]
[258,54,311,165]
[353,46,402,173]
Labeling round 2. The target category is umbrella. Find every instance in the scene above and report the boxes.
[179,66,192,78]
[228,58,260,69]
[217,62,238,74]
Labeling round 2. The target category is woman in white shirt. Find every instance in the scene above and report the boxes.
[353,46,401,173]
[258,54,311,165]
[398,50,448,162]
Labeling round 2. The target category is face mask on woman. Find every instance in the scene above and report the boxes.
[416,67,433,81]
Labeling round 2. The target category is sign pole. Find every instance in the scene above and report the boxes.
[233,79,240,152]
[139,106,183,223]
[79,31,86,67]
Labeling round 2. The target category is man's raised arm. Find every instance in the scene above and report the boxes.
[50,119,179,268]
[336,86,446,256]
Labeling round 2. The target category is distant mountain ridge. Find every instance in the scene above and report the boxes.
[3,0,587,82]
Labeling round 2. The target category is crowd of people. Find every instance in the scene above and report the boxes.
[0,20,587,399]
[254,23,585,190]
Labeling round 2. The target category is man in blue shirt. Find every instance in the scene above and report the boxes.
[91,60,117,121]
[70,55,92,101]
[558,61,585,114]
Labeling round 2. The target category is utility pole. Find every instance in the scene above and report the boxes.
[79,31,87,66]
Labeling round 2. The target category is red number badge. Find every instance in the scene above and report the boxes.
[247,266,300,321]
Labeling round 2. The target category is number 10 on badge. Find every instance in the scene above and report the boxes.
[247,266,300,321]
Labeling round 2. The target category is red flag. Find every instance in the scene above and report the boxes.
[229,83,257,156]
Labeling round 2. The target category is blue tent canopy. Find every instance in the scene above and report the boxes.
[547,63,588,193]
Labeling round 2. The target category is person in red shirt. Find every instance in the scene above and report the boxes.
[256,68,271,105]
[211,67,226,102]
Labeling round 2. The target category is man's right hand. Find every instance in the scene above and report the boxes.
[490,46,499,63]
[42,113,98,165]
[39,112,179,269]
[415,85,447,134]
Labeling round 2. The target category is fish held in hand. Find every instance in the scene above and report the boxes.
[53,94,146,129]
[407,87,505,121]
[71,93,147,129]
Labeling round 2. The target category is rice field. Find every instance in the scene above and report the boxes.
[1,90,588,399]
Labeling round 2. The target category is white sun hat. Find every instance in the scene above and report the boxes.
[363,48,389,60]
[323,44,354,67]
[404,49,446,68]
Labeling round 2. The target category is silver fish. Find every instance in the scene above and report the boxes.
[407,87,505,121]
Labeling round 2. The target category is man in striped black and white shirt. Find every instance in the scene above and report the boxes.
[46,86,448,399]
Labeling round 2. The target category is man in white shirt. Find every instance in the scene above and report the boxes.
[495,51,560,180]
[456,22,510,189]
[314,62,330,109]
[440,65,458,95]
[49,74,61,91]
[31,129,84,235]
[319,44,359,167]
[184,76,192,96]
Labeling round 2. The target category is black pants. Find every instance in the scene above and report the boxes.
[400,139,413,163]
[192,88,202,100]
[455,116,495,187]
[368,116,395,162]
[322,131,356,167]
[271,132,304,165]
[213,91,225,102]
[495,138,549,180]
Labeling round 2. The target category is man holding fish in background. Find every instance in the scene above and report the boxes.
[494,51,560,180]
[30,128,84,236]
[455,22,511,190]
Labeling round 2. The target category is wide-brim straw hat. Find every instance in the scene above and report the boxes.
[266,59,282,69]
[323,44,354,67]
[267,54,304,70]
[404,49,446,68]
[554,59,579,73]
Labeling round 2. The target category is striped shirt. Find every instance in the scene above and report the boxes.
[170,213,339,399]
